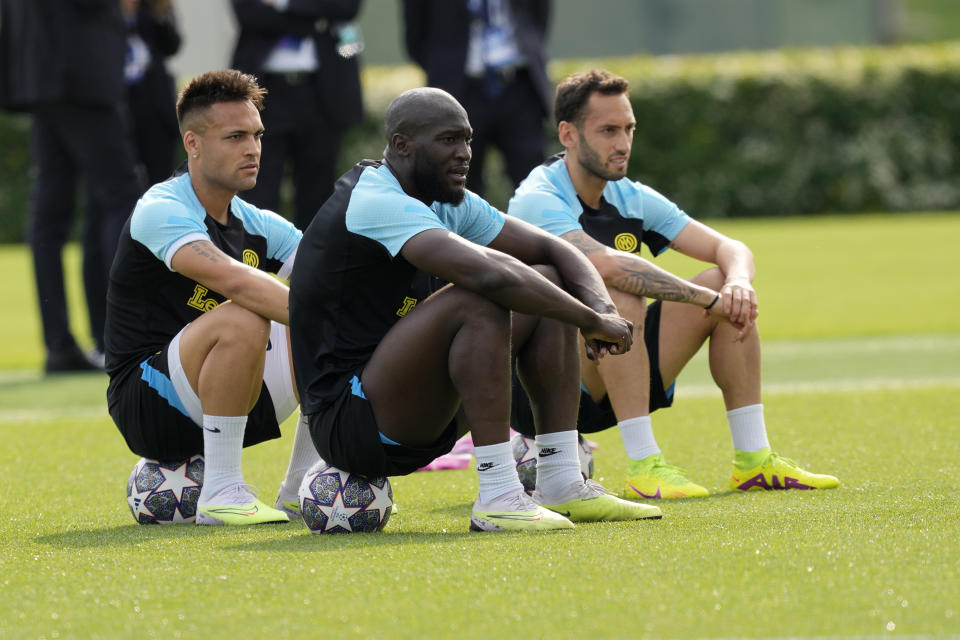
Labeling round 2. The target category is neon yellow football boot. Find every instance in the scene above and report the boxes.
[470,489,575,532]
[534,479,662,522]
[730,448,840,491]
[622,453,709,499]
[196,484,290,525]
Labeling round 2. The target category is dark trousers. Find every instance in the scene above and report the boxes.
[29,103,143,353]
[239,73,342,231]
[461,68,548,197]
[127,81,179,185]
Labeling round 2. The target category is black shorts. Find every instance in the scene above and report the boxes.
[107,344,282,461]
[307,373,460,477]
[511,300,675,437]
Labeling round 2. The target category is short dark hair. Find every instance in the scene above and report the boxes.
[176,69,266,132]
[554,70,629,126]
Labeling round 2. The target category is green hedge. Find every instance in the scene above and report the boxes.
[556,43,960,218]
[5,42,960,242]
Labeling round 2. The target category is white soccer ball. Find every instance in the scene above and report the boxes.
[511,433,594,494]
[126,455,204,524]
[298,461,392,533]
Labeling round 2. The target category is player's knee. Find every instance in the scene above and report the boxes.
[691,267,727,291]
[208,303,271,350]
[606,285,646,325]
[530,264,562,287]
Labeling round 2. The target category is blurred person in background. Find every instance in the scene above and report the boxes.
[230,0,365,231]
[0,0,144,373]
[122,0,182,185]
[402,0,552,201]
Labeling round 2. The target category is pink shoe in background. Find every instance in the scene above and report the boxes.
[416,433,475,471]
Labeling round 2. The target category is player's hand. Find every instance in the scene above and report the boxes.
[582,312,634,361]
[704,281,758,342]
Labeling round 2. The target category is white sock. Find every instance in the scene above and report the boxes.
[727,404,770,452]
[474,441,525,504]
[278,413,321,502]
[199,414,247,501]
[534,430,582,501]
[618,415,660,460]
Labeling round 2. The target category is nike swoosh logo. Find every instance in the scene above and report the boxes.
[206,505,259,516]
[265,338,272,351]
[488,513,542,521]
[627,482,661,499]
[204,427,221,433]
[556,511,571,517]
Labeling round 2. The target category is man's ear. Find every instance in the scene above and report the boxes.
[390,133,412,157]
[558,120,578,149]
[183,130,200,157]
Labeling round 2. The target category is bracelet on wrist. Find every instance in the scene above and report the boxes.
[704,294,720,310]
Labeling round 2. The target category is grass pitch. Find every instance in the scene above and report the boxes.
[1,212,959,639]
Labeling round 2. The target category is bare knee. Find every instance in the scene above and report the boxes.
[606,286,646,326]
[201,302,271,353]
[690,267,727,291]
[530,264,562,287]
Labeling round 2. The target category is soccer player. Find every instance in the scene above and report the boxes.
[105,70,321,525]
[508,69,839,499]
[289,87,662,532]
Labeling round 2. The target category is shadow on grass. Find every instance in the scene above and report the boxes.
[33,518,508,553]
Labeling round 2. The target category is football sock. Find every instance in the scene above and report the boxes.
[727,404,770,453]
[617,415,661,460]
[474,441,525,504]
[199,414,247,501]
[534,430,583,502]
[278,413,321,501]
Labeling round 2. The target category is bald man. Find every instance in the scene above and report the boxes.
[289,87,663,532]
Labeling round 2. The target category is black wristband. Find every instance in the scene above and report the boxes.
[704,294,720,310]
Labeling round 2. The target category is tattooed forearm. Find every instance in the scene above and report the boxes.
[609,254,705,303]
[565,232,605,256]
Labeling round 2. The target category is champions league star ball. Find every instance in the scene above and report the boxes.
[298,461,393,534]
[511,433,594,494]
[126,455,204,524]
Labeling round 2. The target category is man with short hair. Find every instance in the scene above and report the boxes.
[105,70,320,525]
[508,69,838,499]
[290,87,662,532]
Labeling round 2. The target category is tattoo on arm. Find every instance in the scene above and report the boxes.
[610,254,702,303]
[188,241,224,264]
[564,231,605,257]
[564,230,704,303]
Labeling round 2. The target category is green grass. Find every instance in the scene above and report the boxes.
[1,213,959,639]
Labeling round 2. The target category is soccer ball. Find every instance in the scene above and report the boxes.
[126,455,204,524]
[298,461,392,534]
[511,433,594,494]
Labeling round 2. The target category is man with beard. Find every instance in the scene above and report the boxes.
[289,87,664,532]
[508,70,839,499]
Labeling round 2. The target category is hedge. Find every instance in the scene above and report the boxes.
[4,42,960,242]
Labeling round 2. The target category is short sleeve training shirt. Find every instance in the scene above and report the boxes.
[104,172,301,382]
[289,160,506,413]
[507,154,691,256]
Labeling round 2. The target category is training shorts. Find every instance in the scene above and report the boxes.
[511,300,675,437]
[307,372,460,477]
[108,321,298,461]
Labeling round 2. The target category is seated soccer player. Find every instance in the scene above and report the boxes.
[105,70,321,525]
[508,69,839,499]
[289,87,663,532]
